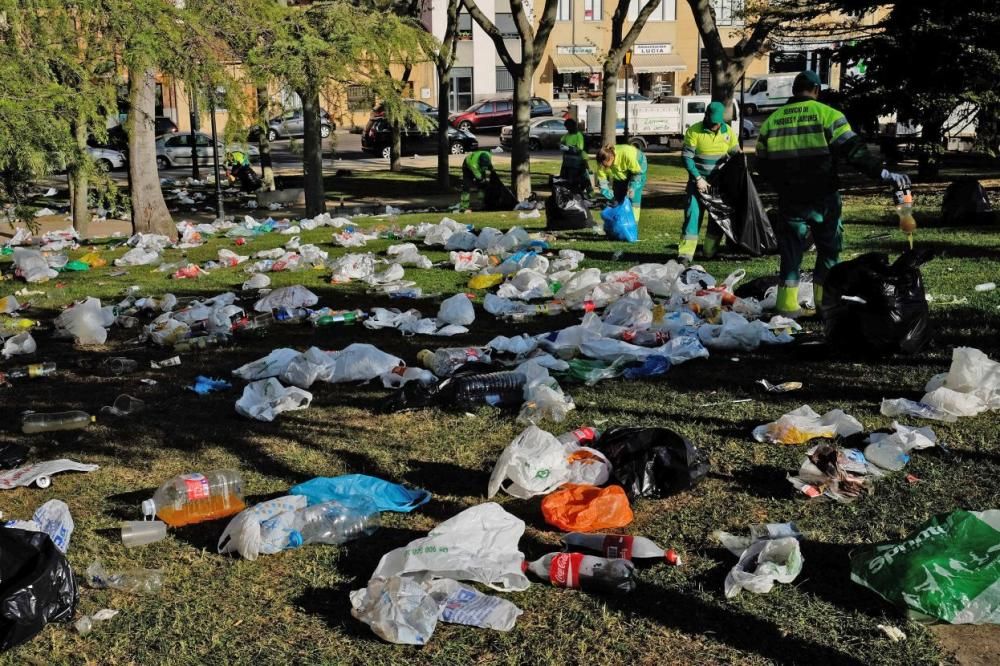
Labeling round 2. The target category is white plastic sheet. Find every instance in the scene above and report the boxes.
[235,378,313,421]
[253,286,318,313]
[752,405,863,445]
[54,297,108,345]
[920,347,1000,417]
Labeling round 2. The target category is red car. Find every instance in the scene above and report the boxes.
[449,97,553,132]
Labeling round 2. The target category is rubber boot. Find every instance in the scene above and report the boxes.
[703,235,721,259]
[813,284,824,316]
[677,238,698,263]
[459,192,471,211]
[776,285,800,316]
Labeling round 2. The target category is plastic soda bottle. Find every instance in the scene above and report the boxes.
[562,533,681,566]
[141,470,245,527]
[22,410,94,434]
[287,500,380,547]
[522,552,637,595]
[894,188,916,248]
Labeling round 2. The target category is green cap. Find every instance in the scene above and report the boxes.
[794,70,822,91]
[705,101,725,125]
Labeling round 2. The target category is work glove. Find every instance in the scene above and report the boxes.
[880,169,911,190]
[560,144,570,152]
[696,177,710,194]
[600,188,614,201]
[626,187,635,200]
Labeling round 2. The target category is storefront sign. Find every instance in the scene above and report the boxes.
[634,43,672,56]
[557,45,597,55]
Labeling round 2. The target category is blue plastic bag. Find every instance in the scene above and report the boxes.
[601,198,639,242]
[623,355,671,380]
[289,474,431,513]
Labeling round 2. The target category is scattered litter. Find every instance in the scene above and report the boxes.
[151,356,181,369]
[715,524,803,598]
[235,378,313,421]
[753,405,863,445]
[787,444,872,502]
[877,625,907,642]
[0,459,100,490]
[86,560,163,594]
[920,347,1000,418]
[75,609,119,636]
[758,379,802,393]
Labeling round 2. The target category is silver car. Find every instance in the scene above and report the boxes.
[500,116,569,151]
[155,132,259,169]
[86,146,127,172]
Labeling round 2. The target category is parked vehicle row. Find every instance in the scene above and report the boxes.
[361,118,478,159]
[155,132,260,169]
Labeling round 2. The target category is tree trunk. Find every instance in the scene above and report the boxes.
[256,84,275,191]
[710,61,742,119]
[390,121,403,172]
[70,115,90,237]
[600,64,618,147]
[127,68,175,239]
[511,70,533,200]
[300,85,326,216]
[437,73,451,191]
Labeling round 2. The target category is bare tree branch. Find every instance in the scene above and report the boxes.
[461,0,519,74]
[528,0,560,69]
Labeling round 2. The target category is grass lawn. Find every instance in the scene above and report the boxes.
[0,178,998,664]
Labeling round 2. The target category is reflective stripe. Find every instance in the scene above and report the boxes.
[681,147,696,158]
[830,129,857,146]
[767,132,829,153]
[767,124,825,138]
[761,146,831,160]
[830,116,849,131]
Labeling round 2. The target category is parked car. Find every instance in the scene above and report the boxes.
[248,109,335,141]
[155,132,260,169]
[361,117,477,159]
[87,146,127,172]
[499,116,568,151]
[371,99,438,119]
[155,117,179,135]
[449,96,552,132]
[741,117,759,140]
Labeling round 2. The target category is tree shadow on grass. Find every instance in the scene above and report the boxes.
[716,464,791,501]
[402,460,487,501]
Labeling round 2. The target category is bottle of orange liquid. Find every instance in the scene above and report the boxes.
[141,470,245,527]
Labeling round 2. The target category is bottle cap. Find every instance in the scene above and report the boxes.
[288,531,303,548]
[664,549,681,566]
[521,560,529,572]
[141,499,156,517]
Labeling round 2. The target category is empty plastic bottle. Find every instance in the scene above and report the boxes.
[522,552,636,595]
[563,533,680,566]
[273,307,312,323]
[312,309,365,327]
[880,397,958,423]
[86,560,163,594]
[141,470,245,527]
[287,500,380,548]
[173,333,230,353]
[417,347,491,378]
[448,371,525,409]
[894,188,916,247]
[864,440,910,471]
[22,410,94,434]
[3,362,56,379]
[556,427,601,446]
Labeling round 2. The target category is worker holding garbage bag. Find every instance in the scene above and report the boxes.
[756,70,910,317]
[460,149,496,211]
[678,101,741,262]
[596,143,647,222]
[559,119,592,196]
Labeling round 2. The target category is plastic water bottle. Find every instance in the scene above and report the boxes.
[312,309,365,327]
[3,362,56,380]
[880,397,958,423]
[22,410,94,434]
[556,427,601,446]
[141,470,245,527]
[86,560,163,594]
[562,533,681,566]
[173,333,230,353]
[273,307,311,323]
[864,440,910,471]
[448,371,525,408]
[522,552,636,595]
[417,347,491,377]
[287,500,380,548]
[894,188,916,247]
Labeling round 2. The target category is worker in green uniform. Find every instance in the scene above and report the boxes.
[559,118,592,195]
[460,149,495,211]
[757,70,910,316]
[595,143,647,222]
[678,101,741,262]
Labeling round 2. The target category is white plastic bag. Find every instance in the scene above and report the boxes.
[437,293,475,326]
[233,348,300,380]
[235,378,313,421]
[4,500,75,553]
[724,537,803,598]
[450,250,489,273]
[329,344,403,383]
[217,495,308,560]
[329,253,376,282]
[364,503,529,592]
[752,405,863,445]
[253,285,318,313]
[54,297,108,345]
[386,243,433,269]
[280,347,335,389]
[487,334,538,357]
[2,332,36,359]
[488,426,571,499]
[920,347,1000,417]
[13,248,59,282]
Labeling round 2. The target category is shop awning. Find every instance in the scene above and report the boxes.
[630,53,687,74]
[552,52,602,74]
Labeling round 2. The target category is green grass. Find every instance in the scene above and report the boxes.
[0,184,998,664]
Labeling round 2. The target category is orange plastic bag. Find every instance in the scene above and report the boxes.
[541,484,633,532]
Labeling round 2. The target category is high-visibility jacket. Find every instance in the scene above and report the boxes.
[463,150,493,181]
[595,144,646,188]
[681,122,738,180]
[757,96,881,202]
[560,131,586,154]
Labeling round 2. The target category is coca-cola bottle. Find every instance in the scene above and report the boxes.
[522,552,636,595]
[555,427,601,447]
[562,533,681,566]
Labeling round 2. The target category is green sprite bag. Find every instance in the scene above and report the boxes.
[850,510,1000,624]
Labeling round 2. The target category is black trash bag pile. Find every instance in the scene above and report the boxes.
[546,179,591,230]
[483,171,517,211]
[594,427,710,499]
[942,178,995,226]
[699,154,778,256]
[0,529,78,651]
[822,249,934,355]
[232,164,263,193]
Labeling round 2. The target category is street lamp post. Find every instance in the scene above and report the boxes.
[208,89,224,222]
[189,92,200,180]
[624,48,633,143]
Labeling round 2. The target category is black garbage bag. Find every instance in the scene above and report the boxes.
[0,529,78,651]
[546,180,591,230]
[594,427,709,499]
[942,179,995,226]
[483,171,517,211]
[716,154,778,255]
[385,364,525,413]
[0,444,29,470]
[232,164,262,193]
[822,249,934,355]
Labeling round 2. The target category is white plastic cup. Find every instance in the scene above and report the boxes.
[121,520,167,548]
[974,282,996,292]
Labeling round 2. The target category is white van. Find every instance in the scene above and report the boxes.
[582,95,740,150]
[741,73,798,115]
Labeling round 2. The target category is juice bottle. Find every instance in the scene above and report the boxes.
[141,470,245,527]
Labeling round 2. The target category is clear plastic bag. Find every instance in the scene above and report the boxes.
[437,293,475,326]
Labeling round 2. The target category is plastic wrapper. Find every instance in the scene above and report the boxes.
[595,427,709,499]
[541,484,633,532]
[290,474,431,513]
[752,405,863,445]
[0,459,99,490]
[724,537,803,598]
[850,510,1000,624]
[253,285,318,313]
[235,378,313,422]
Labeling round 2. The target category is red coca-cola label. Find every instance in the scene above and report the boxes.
[602,535,634,560]
[572,427,596,444]
[464,348,481,362]
[548,552,583,588]
[182,473,210,501]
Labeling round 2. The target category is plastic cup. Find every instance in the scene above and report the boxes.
[121,520,167,548]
